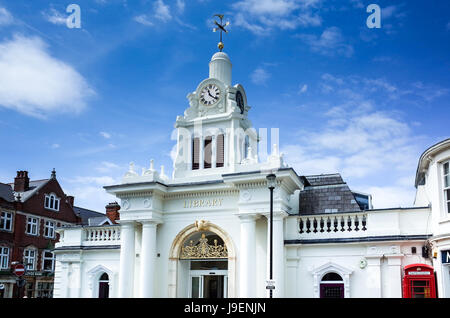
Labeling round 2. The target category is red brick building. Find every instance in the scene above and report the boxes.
[0,169,104,298]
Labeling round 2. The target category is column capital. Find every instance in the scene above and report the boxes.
[385,254,404,266]
[262,210,289,220]
[117,220,137,226]
[139,219,162,226]
[236,213,261,222]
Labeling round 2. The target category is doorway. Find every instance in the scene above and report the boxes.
[189,260,228,298]
[320,272,344,298]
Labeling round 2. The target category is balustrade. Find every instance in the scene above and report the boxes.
[298,213,367,236]
[84,226,121,243]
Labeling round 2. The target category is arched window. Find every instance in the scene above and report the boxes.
[98,273,109,298]
[320,272,344,298]
[44,193,60,211]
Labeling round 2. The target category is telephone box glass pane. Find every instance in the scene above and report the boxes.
[411,280,431,298]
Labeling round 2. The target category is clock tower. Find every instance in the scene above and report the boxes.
[172,51,258,181]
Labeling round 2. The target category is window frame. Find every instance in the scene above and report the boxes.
[444,161,450,214]
[26,216,39,236]
[24,248,37,271]
[44,193,61,212]
[0,246,10,270]
[43,220,55,239]
[41,250,55,272]
[0,211,13,231]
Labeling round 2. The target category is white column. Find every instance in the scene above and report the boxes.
[239,214,258,297]
[385,255,403,298]
[366,256,382,298]
[266,213,286,297]
[119,221,136,297]
[139,221,157,298]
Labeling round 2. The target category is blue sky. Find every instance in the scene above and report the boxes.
[0,0,449,212]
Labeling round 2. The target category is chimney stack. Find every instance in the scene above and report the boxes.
[105,202,120,224]
[67,196,74,207]
[14,171,30,192]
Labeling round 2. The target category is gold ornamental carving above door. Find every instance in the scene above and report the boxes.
[180,232,228,259]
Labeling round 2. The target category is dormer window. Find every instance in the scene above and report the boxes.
[44,193,60,211]
[444,161,450,213]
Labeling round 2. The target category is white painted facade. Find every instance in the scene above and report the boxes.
[53,51,446,298]
[414,139,450,298]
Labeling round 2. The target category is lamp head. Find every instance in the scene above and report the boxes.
[266,173,276,189]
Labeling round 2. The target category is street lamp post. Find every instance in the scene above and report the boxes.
[266,173,276,298]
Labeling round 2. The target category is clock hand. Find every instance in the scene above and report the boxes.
[207,89,215,98]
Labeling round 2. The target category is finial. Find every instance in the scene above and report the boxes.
[273,144,279,155]
[160,165,165,177]
[51,168,56,179]
[129,162,135,172]
[212,14,229,52]
[150,159,154,171]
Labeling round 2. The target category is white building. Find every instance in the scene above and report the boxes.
[53,50,448,298]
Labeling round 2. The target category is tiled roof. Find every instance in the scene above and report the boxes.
[73,206,105,225]
[0,182,14,202]
[8,179,50,202]
[299,174,362,215]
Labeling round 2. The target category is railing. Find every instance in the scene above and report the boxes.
[84,226,121,243]
[298,212,368,238]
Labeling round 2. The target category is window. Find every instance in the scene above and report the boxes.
[24,249,36,270]
[216,134,224,168]
[44,193,60,211]
[192,138,200,170]
[444,162,450,213]
[36,282,53,298]
[26,217,39,236]
[204,136,212,169]
[42,251,55,272]
[0,211,13,231]
[44,220,55,238]
[320,272,344,299]
[0,247,9,269]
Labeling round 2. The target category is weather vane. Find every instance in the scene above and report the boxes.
[212,14,229,52]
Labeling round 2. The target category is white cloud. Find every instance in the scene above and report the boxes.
[42,8,67,25]
[251,67,270,85]
[154,0,172,22]
[281,72,430,208]
[176,0,185,13]
[134,0,173,26]
[68,175,117,186]
[367,186,416,209]
[297,27,354,57]
[100,131,111,139]
[134,14,154,26]
[0,7,13,26]
[299,84,308,94]
[66,183,116,212]
[0,35,94,118]
[51,143,60,149]
[95,161,122,173]
[232,0,322,34]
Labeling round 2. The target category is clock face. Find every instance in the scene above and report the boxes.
[236,91,244,114]
[200,84,221,106]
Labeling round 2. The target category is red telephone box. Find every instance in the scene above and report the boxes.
[402,264,436,298]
